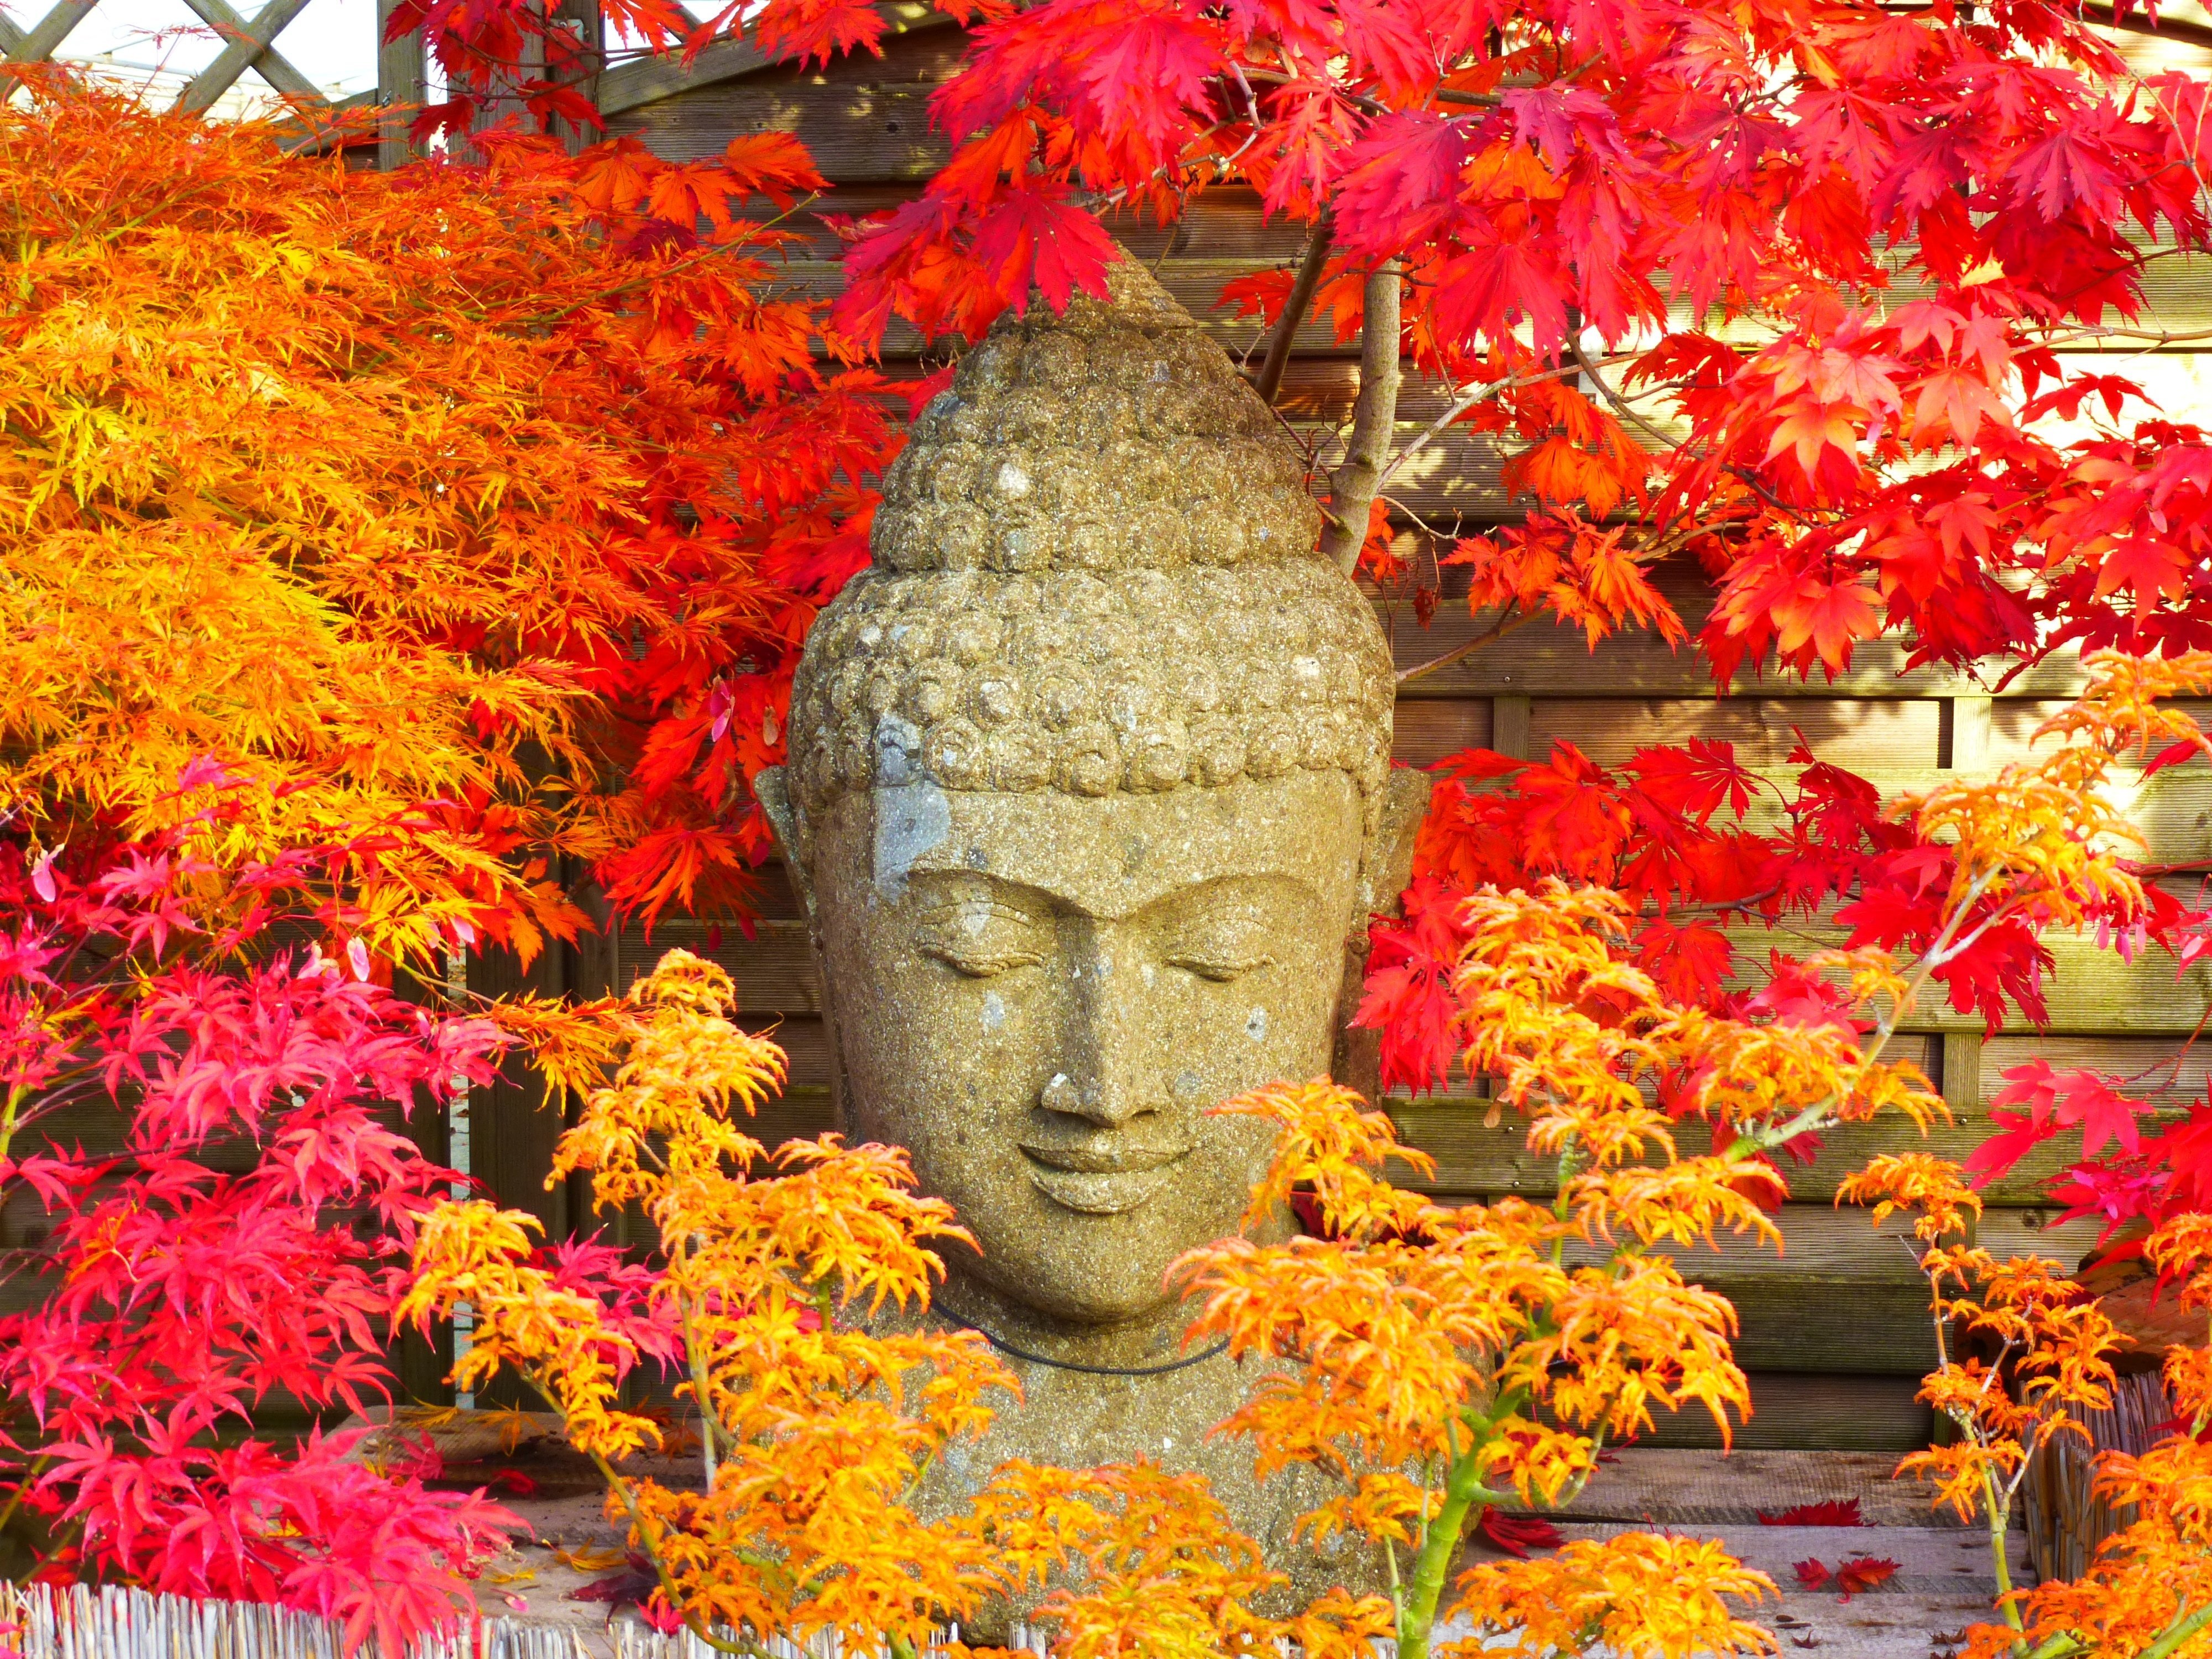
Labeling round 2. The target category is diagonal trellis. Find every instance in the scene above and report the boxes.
[0,0,614,168]
[0,0,327,114]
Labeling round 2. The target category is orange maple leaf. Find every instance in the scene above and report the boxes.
[1770,570,1881,672]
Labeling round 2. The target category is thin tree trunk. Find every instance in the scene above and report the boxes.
[1253,210,1333,407]
[1318,259,1402,575]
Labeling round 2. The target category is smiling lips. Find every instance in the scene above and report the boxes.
[1020,1139,1192,1214]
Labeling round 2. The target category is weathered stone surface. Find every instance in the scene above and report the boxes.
[758,255,1426,1620]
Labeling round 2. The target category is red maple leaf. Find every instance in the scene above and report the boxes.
[1837,1556,1899,1599]
[1971,1059,2148,1187]
[2091,533,2189,609]
[1479,1510,1567,1557]
[1770,570,1882,675]
[1759,1498,1865,1526]
[968,185,1121,315]
[1793,1558,1832,1589]
[1626,738,1756,825]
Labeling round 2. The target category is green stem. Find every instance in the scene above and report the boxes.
[672,1256,724,1488]
[0,1084,25,1165]
[1981,1463,2023,1637]
[1552,1140,1582,1270]
[0,1454,50,1558]
[2141,1600,2212,1659]
[515,1369,757,1656]
[1399,1428,1496,1659]
[1725,868,2005,1166]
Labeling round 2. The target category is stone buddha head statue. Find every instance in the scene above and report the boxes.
[758,259,1427,1364]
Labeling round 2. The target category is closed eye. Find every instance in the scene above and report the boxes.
[1165,951,1274,983]
[919,942,1046,978]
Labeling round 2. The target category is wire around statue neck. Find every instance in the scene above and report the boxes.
[934,1303,1232,1378]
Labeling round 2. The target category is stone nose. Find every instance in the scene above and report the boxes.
[1038,1068,1154,1129]
[1043,944,1159,1129]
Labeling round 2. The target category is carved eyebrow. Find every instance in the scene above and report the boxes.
[1136,873,1321,924]
[902,870,1054,920]
[900,862,1324,922]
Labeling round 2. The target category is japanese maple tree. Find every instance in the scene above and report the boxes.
[0,72,899,946]
[0,72,916,1646]
[0,795,521,1653]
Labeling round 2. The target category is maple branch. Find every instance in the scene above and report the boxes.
[1395,604,1540,687]
[1253,209,1333,408]
[2141,1600,2212,1659]
[1376,352,1635,492]
[1319,260,1403,575]
[1569,333,1681,456]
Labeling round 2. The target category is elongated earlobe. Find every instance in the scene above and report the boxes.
[1358,765,1433,924]
[754,766,815,927]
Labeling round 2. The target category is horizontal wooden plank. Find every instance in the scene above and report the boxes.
[1395,1034,2212,1209]
[1385,560,2094,699]
[1722,1277,1936,1373]
[1530,696,1944,770]
[634,898,2212,1036]
[736,186,1318,269]
[1731,924,2212,1035]
[732,254,1359,364]
[748,1013,834,1089]
[608,80,952,184]
[1392,698,1493,766]
[1981,1032,2212,1098]
[1392,1097,2106,1212]
[598,2,958,118]
[1987,698,2212,769]
[1701,1206,2100,1370]
[1713,761,2212,867]
[738,1081,839,1146]
[1561,1202,1909,1279]
[627,920,819,1013]
[1627,1372,1933,1452]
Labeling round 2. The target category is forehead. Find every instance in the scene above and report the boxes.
[827,771,1363,919]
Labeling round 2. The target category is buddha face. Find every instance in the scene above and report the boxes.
[804,769,1366,1325]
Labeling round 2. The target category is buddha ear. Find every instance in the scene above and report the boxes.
[754,767,816,926]
[1357,765,1434,922]
[1334,766,1436,1099]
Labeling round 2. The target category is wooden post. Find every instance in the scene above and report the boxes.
[390,959,456,1406]
[375,0,426,171]
[464,937,572,1241]
[551,0,603,153]
[1944,694,1993,772]
[1942,1029,1983,1257]
[1491,693,1532,762]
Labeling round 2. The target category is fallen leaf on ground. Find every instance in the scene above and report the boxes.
[1794,1558,1832,1589]
[1759,1498,1865,1526]
[555,1545,628,1572]
[570,1562,659,1610]
[1837,1556,1898,1599]
[486,1567,536,1586]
